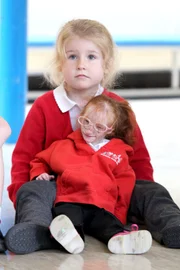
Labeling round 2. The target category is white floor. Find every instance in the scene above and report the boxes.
[1,97,180,270]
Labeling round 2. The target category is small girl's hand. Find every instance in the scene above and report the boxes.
[36,173,55,181]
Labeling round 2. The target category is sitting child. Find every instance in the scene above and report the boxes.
[30,95,152,255]
[0,117,11,252]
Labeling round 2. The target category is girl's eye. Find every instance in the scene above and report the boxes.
[96,124,106,132]
[88,54,96,60]
[68,54,77,60]
[84,119,90,125]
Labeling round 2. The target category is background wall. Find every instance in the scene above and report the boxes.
[28,0,179,45]
[27,0,180,99]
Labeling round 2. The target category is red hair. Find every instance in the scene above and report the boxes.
[80,95,136,146]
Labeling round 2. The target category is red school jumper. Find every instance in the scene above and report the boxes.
[8,89,154,206]
[30,129,136,225]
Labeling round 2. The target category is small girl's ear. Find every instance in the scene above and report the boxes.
[106,128,114,135]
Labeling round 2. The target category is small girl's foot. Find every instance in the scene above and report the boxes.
[50,215,84,254]
[108,227,152,254]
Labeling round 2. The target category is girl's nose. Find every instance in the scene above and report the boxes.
[77,58,86,70]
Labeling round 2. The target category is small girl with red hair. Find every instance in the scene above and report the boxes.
[30,95,152,255]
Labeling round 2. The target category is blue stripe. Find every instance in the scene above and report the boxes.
[28,39,180,47]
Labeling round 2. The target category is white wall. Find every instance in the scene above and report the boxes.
[28,0,179,43]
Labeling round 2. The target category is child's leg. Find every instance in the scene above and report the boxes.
[128,180,180,248]
[0,118,11,252]
[50,203,85,254]
[5,180,59,254]
[0,224,5,252]
[84,207,152,255]
[50,215,84,254]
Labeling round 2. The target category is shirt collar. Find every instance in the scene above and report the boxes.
[53,84,104,113]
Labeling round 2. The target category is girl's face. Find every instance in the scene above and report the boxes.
[79,110,114,145]
[61,37,104,93]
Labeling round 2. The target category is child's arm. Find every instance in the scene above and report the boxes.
[0,117,11,215]
[29,140,58,181]
[36,173,55,181]
[0,117,11,147]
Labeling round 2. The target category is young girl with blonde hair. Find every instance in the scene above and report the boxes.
[5,19,180,254]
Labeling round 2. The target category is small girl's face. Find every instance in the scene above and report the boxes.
[79,110,114,145]
[61,36,104,94]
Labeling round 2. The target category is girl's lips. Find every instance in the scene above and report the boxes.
[83,132,95,139]
[84,133,94,138]
[76,74,88,78]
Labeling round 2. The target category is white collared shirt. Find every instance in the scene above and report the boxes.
[53,84,104,130]
[88,139,110,151]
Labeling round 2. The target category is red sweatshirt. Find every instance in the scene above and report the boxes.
[8,89,153,206]
[30,129,136,224]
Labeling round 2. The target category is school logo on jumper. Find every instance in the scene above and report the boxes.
[101,152,122,165]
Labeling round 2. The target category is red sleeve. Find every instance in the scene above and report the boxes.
[30,141,58,180]
[129,125,154,181]
[113,156,136,225]
[8,99,46,206]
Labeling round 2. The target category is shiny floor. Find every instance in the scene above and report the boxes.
[1,97,180,270]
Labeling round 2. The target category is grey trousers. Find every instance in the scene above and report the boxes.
[128,180,180,243]
[15,179,180,245]
[15,180,56,227]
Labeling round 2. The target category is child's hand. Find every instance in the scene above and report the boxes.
[0,117,11,146]
[36,173,55,181]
